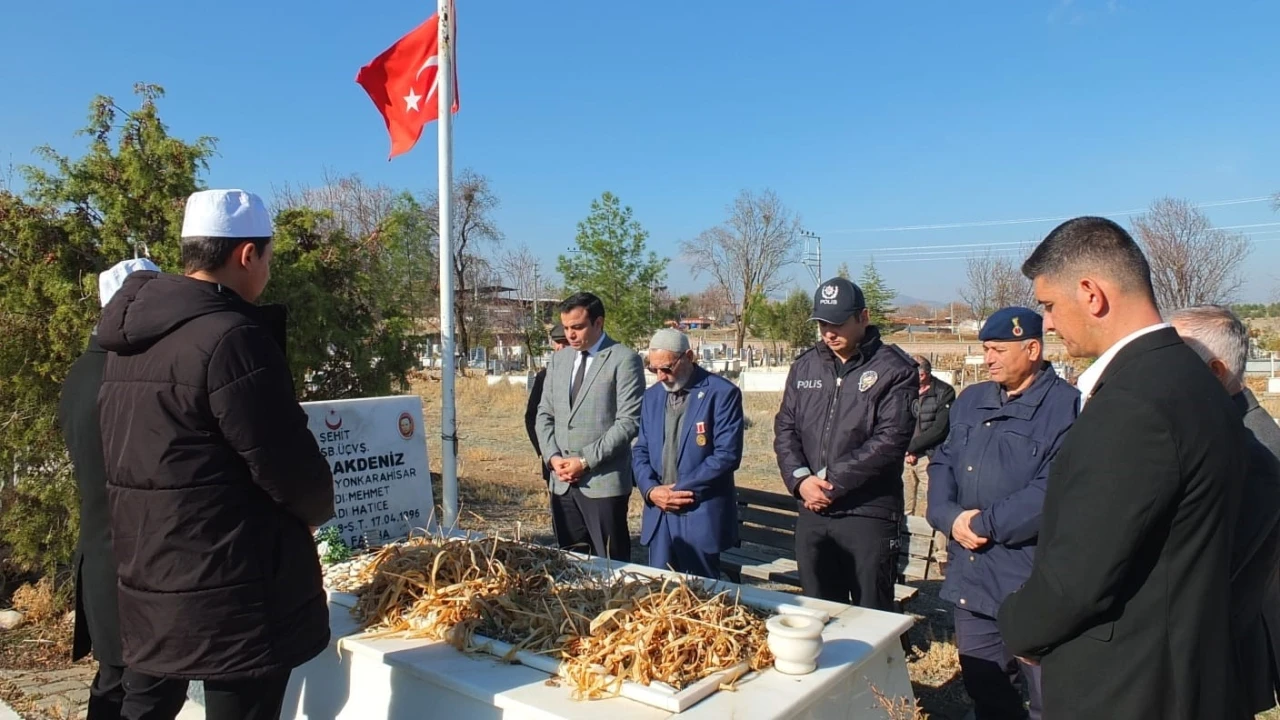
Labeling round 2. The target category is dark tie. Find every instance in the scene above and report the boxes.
[569,350,589,407]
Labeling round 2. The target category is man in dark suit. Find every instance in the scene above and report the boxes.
[632,329,744,579]
[997,216,1245,719]
[525,323,569,483]
[535,292,645,561]
[1170,304,1280,718]
[58,258,160,720]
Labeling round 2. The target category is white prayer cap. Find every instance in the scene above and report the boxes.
[98,258,160,307]
[180,189,272,239]
[648,328,690,354]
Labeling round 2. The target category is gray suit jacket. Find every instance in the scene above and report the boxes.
[535,335,645,498]
[1241,388,1280,459]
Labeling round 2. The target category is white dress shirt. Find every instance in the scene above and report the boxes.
[1076,323,1172,410]
[570,332,608,394]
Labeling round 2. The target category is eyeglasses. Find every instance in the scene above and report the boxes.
[646,356,684,375]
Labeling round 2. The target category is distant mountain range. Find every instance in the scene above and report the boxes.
[892,294,948,310]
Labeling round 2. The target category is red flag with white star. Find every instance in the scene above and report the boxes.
[356,9,460,159]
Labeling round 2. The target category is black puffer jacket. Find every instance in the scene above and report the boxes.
[96,272,334,681]
[774,327,919,518]
[907,378,956,457]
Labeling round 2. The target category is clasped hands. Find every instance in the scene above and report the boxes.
[798,476,835,513]
[951,508,989,551]
[548,455,586,483]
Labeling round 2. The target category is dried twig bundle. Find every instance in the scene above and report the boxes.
[347,536,774,699]
[560,573,773,699]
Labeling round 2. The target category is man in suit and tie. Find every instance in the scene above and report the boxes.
[632,329,744,579]
[997,216,1245,719]
[536,292,645,561]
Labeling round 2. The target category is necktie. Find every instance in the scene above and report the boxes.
[569,350,589,407]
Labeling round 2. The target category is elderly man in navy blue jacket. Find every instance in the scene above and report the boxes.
[926,308,1079,720]
[633,329,744,579]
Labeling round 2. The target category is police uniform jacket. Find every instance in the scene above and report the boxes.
[926,363,1078,619]
[774,326,918,518]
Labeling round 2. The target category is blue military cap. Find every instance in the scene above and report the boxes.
[979,307,1043,341]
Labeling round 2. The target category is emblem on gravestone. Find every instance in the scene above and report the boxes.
[398,412,415,440]
[325,409,343,430]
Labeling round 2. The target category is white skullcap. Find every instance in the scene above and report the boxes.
[649,328,690,354]
[180,189,272,239]
[98,257,160,307]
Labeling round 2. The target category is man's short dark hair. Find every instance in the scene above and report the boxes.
[1021,217,1155,300]
[182,236,271,274]
[559,292,605,322]
[912,354,932,374]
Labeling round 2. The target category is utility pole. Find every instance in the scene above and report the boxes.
[799,230,822,286]
[532,266,541,328]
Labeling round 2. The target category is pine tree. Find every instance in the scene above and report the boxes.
[557,192,668,347]
[860,259,896,327]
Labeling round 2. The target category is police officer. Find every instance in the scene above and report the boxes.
[774,277,918,611]
[926,307,1078,720]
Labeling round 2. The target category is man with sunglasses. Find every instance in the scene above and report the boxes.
[632,329,744,579]
[774,277,918,612]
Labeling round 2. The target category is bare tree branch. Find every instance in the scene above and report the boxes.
[960,251,996,321]
[679,189,801,350]
[1132,197,1251,311]
[423,169,504,359]
[272,170,398,240]
[960,247,1036,321]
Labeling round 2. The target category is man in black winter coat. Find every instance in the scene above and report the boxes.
[774,277,918,611]
[59,257,160,720]
[902,355,955,516]
[96,189,334,720]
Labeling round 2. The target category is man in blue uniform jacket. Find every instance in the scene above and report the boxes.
[926,307,1079,720]
[633,329,744,579]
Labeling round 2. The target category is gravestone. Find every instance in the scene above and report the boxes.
[303,395,435,549]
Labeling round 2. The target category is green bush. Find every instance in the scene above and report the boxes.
[1,84,427,584]
[0,473,79,575]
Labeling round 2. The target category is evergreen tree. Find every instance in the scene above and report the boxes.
[557,192,668,347]
[860,259,896,327]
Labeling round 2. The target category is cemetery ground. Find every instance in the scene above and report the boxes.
[3,372,1280,719]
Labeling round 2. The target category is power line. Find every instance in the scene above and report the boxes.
[872,231,1280,264]
[820,195,1273,235]
[835,224,1280,258]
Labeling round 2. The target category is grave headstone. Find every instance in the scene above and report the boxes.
[303,395,434,549]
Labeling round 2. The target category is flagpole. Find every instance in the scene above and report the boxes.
[437,0,459,530]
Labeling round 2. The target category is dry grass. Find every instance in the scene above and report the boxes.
[11,578,58,624]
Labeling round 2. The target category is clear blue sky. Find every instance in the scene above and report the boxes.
[3,0,1278,303]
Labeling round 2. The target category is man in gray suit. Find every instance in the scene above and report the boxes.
[536,292,645,561]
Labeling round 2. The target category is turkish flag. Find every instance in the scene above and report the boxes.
[356,9,460,159]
